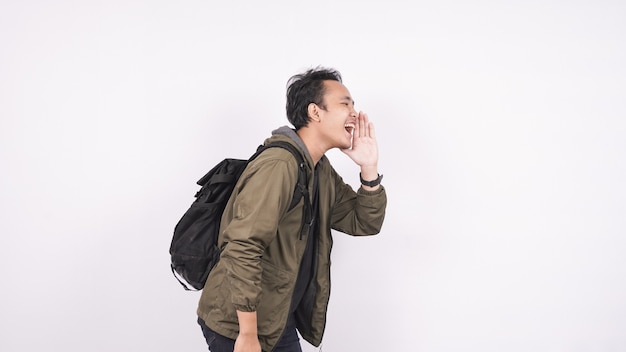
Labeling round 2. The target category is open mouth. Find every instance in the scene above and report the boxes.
[344,123,355,135]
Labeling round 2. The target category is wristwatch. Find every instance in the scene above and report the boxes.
[359,173,383,187]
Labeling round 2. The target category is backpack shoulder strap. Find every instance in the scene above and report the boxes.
[252,141,310,212]
[251,141,314,240]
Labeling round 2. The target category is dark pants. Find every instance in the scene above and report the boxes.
[198,317,302,352]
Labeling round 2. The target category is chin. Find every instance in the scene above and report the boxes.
[334,132,352,149]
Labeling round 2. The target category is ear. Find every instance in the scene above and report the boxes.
[307,103,322,122]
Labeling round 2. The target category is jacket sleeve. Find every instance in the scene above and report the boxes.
[330,167,387,236]
[219,156,298,312]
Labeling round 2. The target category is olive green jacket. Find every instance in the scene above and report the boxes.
[197,127,387,351]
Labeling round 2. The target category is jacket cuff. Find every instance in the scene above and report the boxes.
[232,303,257,312]
[357,184,385,196]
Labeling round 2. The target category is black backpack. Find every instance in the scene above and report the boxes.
[170,141,311,291]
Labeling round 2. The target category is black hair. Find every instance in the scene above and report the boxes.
[286,67,343,130]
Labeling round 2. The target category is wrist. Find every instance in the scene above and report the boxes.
[236,310,258,336]
[359,165,378,181]
[359,172,383,187]
[238,331,258,338]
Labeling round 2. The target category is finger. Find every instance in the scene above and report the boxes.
[368,121,376,140]
[361,112,370,137]
[358,112,366,138]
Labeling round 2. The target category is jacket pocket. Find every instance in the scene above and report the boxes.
[256,261,293,336]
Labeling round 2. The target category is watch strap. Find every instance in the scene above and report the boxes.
[360,173,383,187]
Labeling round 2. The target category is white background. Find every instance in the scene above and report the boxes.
[1,1,625,351]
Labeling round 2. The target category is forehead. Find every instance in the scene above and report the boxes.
[322,80,352,100]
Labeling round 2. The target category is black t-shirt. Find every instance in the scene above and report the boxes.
[289,167,319,315]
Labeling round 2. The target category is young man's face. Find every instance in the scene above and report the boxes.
[316,80,357,150]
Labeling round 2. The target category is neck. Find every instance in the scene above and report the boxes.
[296,127,327,165]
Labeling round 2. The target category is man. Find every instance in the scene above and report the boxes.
[197,67,387,352]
